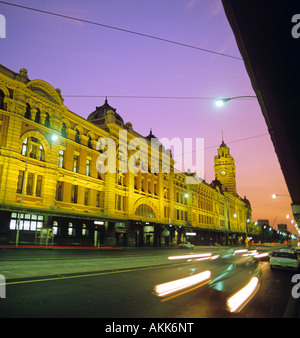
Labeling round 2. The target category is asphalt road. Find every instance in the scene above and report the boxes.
[0,247,299,318]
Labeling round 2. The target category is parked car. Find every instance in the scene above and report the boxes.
[295,248,300,258]
[178,241,194,249]
[270,249,300,270]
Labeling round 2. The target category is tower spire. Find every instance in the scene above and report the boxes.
[220,130,227,148]
[214,140,236,194]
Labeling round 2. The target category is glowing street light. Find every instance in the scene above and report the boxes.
[215,99,229,107]
[272,193,290,199]
[51,133,59,142]
[215,96,256,107]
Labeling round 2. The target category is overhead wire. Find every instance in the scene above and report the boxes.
[0,2,262,150]
[63,95,256,101]
[0,0,242,61]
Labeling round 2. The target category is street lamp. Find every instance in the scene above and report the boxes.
[215,96,257,107]
[272,193,290,199]
[51,133,59,142]
[16,133,59,247]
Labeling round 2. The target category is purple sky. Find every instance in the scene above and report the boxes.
[0,0,294,234]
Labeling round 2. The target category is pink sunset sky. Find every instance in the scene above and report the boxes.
[0,0,294,233]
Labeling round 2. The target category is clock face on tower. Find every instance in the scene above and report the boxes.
[214,141,237,194]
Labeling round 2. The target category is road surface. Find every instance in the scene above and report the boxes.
[0,246,299,318]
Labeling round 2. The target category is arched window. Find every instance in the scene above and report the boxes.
[25,103,31,119]
[75,129,80,143]
[35,108,41,124]
[45,113,50,128]
[88,136,92,149]
[21,137,45,161]
[135,204,155,218]
[0,90,4,110]
[61,123,67,138]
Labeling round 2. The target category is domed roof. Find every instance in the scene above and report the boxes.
[87,98,124,123]
[220,140,227,148]
[145,128,157,140]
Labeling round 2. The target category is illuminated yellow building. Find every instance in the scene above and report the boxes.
[0,65,258,246]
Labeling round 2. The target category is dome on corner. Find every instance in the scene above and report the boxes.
[87,98,124,124]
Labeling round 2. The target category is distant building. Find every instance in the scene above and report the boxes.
[278,224,287,232]
[0,65,257,246]
[257,220,269,227]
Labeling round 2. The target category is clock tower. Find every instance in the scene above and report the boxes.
[214,139,237,194]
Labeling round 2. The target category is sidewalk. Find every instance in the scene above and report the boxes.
[0,245,225,280]
[0,250,179,280]
[0,244,224,251]
[0,244,121,250]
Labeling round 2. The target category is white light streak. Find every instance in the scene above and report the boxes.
[254,252,269,258]
[155,270,211,297]
[168,253,212,260]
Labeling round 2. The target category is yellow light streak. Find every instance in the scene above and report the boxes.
[226,277,259,313]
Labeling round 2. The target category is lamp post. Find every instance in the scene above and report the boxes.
[15,140,30,247]
[272,194,290,199]
[245,218,250,248]
[15,133,59,247]
[215,96,257,107]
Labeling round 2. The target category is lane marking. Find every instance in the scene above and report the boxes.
[1,262,184,286]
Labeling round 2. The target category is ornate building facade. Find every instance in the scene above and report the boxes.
[0,65,259,247]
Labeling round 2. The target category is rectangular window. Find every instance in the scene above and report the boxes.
[99,191,104,208]
[17,170,24,194]
[9,219,16,230]
[26,172,34,195]
[73,154,79,173]
[9,213,43,231]
[116,195,121,210]
[84,188,89,206]
[96,190,100,208]
[115,194,126,211]
[82,224,89,236]
[56,181,63,201]
[36,175,43,197]
[58,149,65,168]
[86,159,91,176]
[71,185,78,203]
[68,222,73,236]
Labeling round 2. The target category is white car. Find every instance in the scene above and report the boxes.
[178,241,194,249]
[270,250,300,270]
